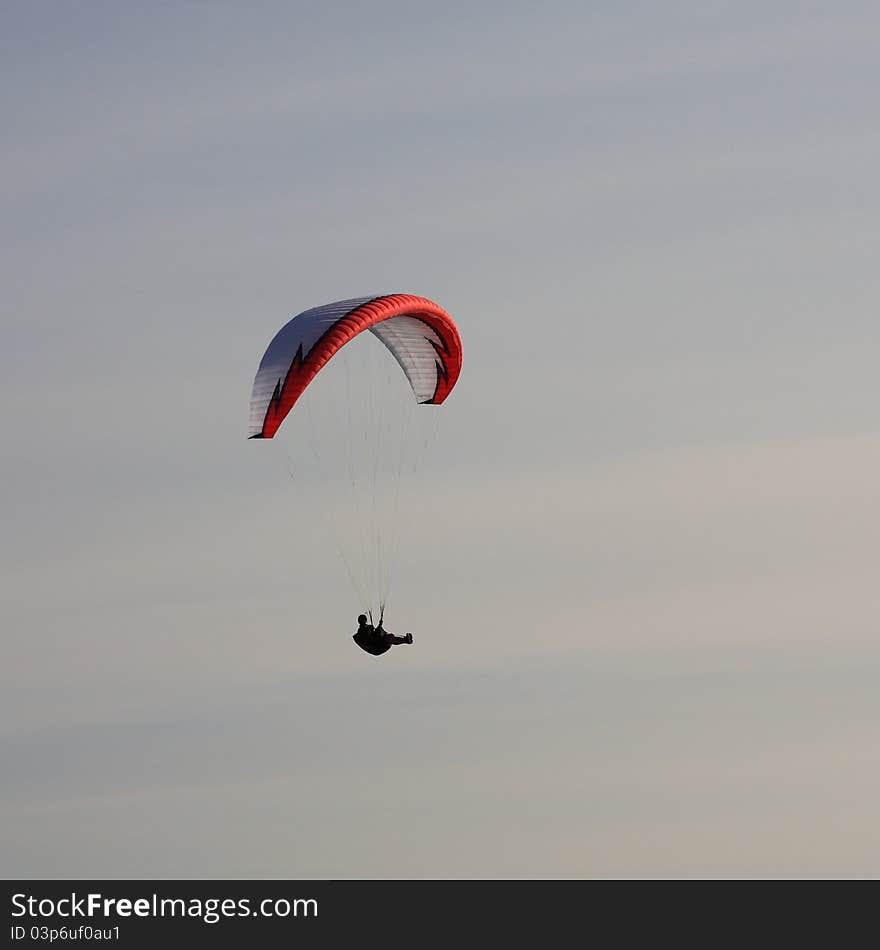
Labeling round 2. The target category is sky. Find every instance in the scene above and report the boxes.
[2,0,879,878]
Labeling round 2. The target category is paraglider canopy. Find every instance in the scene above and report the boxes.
[248,293,462,439]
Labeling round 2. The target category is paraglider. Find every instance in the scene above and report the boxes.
[352,612,413,657]
[248,294,462,653]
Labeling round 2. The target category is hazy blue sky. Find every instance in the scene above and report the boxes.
[2,0,879,877]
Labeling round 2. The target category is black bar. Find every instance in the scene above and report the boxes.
[3,880,875,947]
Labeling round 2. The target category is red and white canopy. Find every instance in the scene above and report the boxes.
[248,294,462,439]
